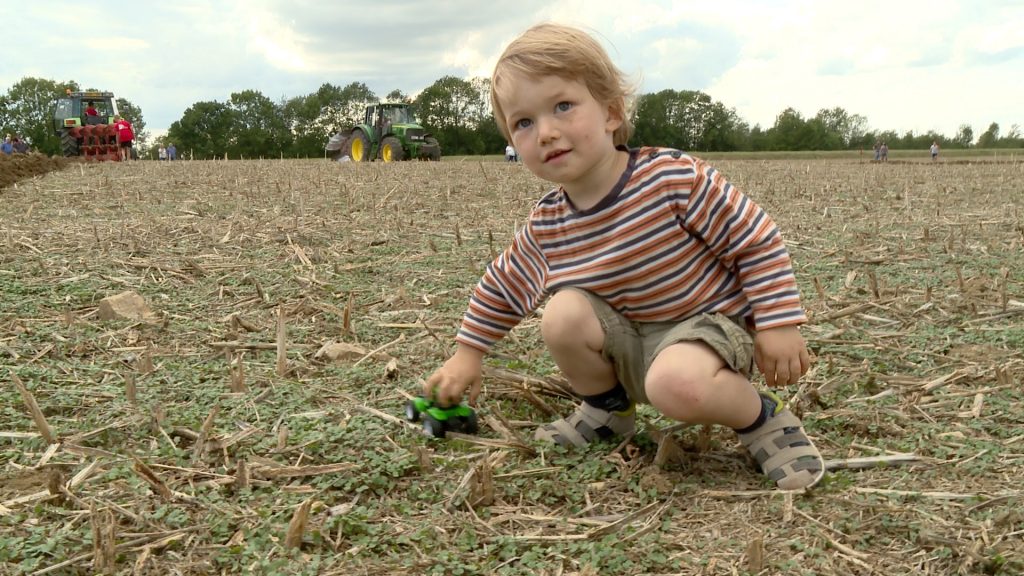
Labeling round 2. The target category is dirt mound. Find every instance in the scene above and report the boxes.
[0,153,71,190]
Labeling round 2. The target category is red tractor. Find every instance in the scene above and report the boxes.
[52,90,122,161]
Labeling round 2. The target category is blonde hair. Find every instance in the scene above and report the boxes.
[491,23,636,146]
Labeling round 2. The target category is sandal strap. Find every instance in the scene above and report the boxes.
[535,402,634,448]
[738,408,803,453]
[738,406,825,491]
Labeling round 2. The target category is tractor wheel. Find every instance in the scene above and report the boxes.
[381,136,404,162]
[425,137,441,161]
[60,131,80,157]
[345,131,370,162]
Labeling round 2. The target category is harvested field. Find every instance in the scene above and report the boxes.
[1,157,1023,575]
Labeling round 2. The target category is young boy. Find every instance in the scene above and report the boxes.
[424,23,823,491]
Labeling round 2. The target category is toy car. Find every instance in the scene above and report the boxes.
[404,396,479,438]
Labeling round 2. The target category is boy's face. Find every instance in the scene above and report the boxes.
[498,72,622,194]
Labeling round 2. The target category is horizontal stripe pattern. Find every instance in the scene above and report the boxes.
[456,147,806,352]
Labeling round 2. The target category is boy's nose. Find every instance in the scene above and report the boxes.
[536,118,559,144]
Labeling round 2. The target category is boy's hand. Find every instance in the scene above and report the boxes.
[753,325,811,387]
[424,345,485,407]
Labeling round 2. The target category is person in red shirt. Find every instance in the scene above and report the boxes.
[85,102,99,116]
[113,115,134,161]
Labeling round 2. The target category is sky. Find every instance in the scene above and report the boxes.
[3,0,1022,141]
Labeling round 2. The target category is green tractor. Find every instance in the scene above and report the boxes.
[52,90,122,161]
[326,102,441,162]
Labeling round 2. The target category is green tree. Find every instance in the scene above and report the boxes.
[633,89,745,151]
[476,112,506,156]
[876,130,899,149]
[633,90,681,149]
[976,122,1024,148]
[0,77,79,155]
[813,107,867,149]
[281,94,321,158]
[466,77,505,155]
[676,91,720,150]
[701,102,747,151]
[227,90,290,158]
[1002,124,1023,148]
[415,76,490,155]
[952,124,974,148]
[977,122,1000,148]
[745,125,771,151]
[282,82,378,158]
[384,89,410,103]
[167,101,235,159]
[766,108,811,150]
[892,130,944,150]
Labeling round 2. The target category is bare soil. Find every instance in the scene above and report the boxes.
[0,153,70,190]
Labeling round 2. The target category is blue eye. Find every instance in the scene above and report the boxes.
[556,101,573,112]
[514,118,533,130]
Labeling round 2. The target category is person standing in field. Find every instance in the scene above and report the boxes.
[424,22,823,491]
[505,143,517,162]
[113,115,135,161]
[930,141,940,161]
[158,146,167,161]
[166,143,177,161]
[879,142,889,162]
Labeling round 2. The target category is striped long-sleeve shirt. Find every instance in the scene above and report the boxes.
[456,147,806,353]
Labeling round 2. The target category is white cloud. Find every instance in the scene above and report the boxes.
[442,31,490,76]
[83,36,150,51]
[246,12,309,71]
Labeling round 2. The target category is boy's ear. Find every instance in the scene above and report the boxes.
[604,101,624,133]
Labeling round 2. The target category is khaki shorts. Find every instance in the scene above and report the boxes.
[574,289,755,405]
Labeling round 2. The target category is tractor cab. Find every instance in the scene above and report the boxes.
[365,104,415,127]
[52,90,122,160]
[367,103,417,142]
[53,91,119,134]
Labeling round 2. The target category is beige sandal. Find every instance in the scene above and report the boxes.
[535,402,636,448]
[738,393,825,491]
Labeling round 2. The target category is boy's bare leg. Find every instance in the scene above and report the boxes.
[647,341,823,490]
[540,289,616,396]
[644,342,761,429]
[536,289,634,447]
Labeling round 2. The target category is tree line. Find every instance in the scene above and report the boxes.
[2,75,1022,159]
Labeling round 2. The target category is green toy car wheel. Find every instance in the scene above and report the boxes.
[405,400,421,422]
[460,411,479,434]
[422,414,445,438]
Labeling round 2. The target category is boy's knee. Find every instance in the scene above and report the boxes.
[541,289,598,346]
[645,368,713,412]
